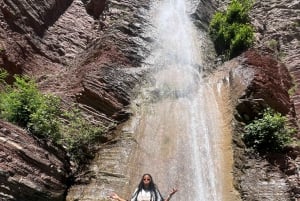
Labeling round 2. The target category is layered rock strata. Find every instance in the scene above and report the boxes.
[228,50,299,200]
[0,0,299,200]
[0,0,152,200]
[0,120,70,201]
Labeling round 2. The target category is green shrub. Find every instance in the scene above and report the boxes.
[209,0,254,59]
[229,23,254,57]
[226,0,250,24]
[0,75,42,126]
[0,75,107,164]
[243,108,294,153]
[209,12,229,55]
[0,69,8,83]
[59,108,106,163]
[267,39,278,51]
[29,95,62,141]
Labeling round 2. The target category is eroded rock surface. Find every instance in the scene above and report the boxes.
[0,0,299,200]
[0,120,70,201]
[210,0,300,200]
[227,50,299,200]
[0,0,152,200]
[250,0,300,121]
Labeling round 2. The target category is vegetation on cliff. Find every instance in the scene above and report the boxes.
[243,108,294,153]
[0,72,107,164]
[209,0,254,59]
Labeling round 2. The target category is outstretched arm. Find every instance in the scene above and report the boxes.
[164,188,178,201]
[109,192,128,201]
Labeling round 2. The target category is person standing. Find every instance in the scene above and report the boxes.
[109,173,178,201]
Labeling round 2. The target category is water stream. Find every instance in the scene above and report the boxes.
[122,0,239,200]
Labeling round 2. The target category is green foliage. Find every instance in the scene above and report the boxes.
[0,75,107,165]
[0,75,42,126]
[29,95,62,141]
[229,23,254,57]
[209,0,254,59]
[59,108,106,163]
[243,108,294,153]
[226,0,250,24]
[0,69,8,83]
[267,39,278,51]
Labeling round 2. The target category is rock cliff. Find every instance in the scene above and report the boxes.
[1,0,152,200]
[215,49,299,200]
[0,120,70,201]
[0,0,299,200]
[211,0,300,200]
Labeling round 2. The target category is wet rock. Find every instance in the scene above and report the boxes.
[215,48,298,200]
[1,0,152,199]
[192,0,217,30]
[0,0,299,200]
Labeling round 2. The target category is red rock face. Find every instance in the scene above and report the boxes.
[0,0,299,200]
[229,49,295,124]
[219,49,299,200]
[0,120,70,201]
[0,0,152,200]
[244,50,294,116]
[0,0,73,75]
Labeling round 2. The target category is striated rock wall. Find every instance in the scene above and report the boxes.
[1,0,73,36]
[234,50,298,200]
[0,0,299,200]
[250,0,300,122]
[210,0,300,200]
[0,0,153,200]
[0,0,73,75]
[214,49,299,200]
[0,120,70,201]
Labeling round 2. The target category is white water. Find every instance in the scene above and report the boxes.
[123,0,237,200]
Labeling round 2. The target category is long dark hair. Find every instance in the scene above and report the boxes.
[132,173,163,201]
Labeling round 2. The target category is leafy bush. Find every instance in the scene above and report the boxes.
[0,75,43,127]
[209,0,254,59]
[243,108,294,153]
[229,23,254,57]
[226,0,250,24]
[0,69,8,83]
[0,75,107,164]
[29,95,62,141]
[59,108,106,163]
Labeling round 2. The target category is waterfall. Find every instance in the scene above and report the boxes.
[123,0,237,200]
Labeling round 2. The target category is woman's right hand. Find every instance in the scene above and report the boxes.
[169,188,178,196]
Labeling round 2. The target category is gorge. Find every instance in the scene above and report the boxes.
[0,0,299,201]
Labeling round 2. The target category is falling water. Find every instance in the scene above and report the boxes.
[122,0,239,201]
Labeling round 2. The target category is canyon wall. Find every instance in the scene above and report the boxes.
[0,0,299,200]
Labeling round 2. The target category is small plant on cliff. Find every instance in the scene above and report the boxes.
[0,75,107,164]
[243,108,294,153]
[59,107,107,163]
[0,69,8,90]
[209,0,254,59]
[0,69,8,82]
[0,75,44,126]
